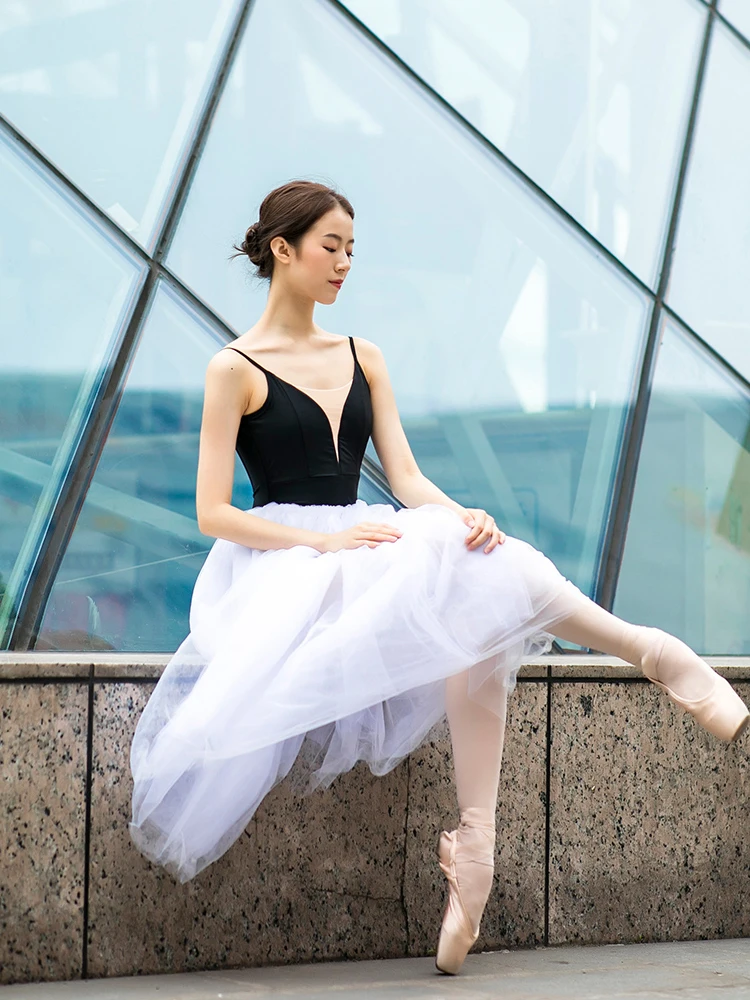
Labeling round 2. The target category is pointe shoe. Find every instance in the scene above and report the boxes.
[637,627,750,742]
[435,807,495,975]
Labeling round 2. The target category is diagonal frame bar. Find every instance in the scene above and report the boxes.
[5,0,258,649]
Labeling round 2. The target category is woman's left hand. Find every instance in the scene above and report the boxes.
[461,507,506,553]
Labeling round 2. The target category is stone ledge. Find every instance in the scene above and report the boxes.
[1,661,748,986]
[2,652,750,681]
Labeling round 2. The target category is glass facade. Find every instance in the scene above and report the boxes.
[341,0,705,285]
[614,318,750,654]
[668,18,750,381]
[1,0,748,655]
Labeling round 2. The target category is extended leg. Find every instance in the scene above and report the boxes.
[543,585,749,741]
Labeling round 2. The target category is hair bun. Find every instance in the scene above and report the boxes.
[242,222,262,261]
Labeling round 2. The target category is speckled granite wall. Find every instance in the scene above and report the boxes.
[1,654,748,987]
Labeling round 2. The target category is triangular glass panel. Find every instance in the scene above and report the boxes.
[0,0,241,249]
[36,281,255,652]
[719,0,750,42]
[614,316,750,653]
[340,0,706,285]
[0,131,143,648]
[168,0,649,598]
[668,20,750,382]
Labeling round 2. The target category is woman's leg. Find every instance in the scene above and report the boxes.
[446,668,508,816]
[541,583,749,741]
[544,587,715,700]
[436,669,508,973]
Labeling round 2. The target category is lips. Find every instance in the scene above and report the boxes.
[329,280,343,288]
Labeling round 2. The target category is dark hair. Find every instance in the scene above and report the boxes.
[231,180,354,281]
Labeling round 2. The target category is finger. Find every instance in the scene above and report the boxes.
[464,518,486,544]
[361,522,402,536]
[484,528,502,553]
[467,520,494,548]
[470,526,496,550]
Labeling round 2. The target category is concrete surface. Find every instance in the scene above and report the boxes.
[2,938,749,999]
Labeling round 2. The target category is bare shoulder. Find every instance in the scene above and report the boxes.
[206,345,258,383]
[351,336,387,382]
[204,346,264,412]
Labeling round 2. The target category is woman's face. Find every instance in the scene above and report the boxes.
[275,205,354,304]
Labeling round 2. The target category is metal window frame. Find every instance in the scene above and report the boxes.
[5,0,749,648]
[3,0,258,649]
[596,1,720,609]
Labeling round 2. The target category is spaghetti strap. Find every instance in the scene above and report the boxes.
[348,335,357,361]
[223,346,268,374]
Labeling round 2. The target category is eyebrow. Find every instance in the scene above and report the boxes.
[323,233,355,244]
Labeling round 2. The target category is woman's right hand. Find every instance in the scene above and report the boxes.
[316,521,403,553]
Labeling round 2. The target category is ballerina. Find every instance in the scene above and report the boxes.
[128,179,749,977]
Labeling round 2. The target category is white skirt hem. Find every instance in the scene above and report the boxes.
[129,499,583,883]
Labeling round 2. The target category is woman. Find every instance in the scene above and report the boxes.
[129,179,749,976]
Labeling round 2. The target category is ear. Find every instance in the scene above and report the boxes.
[270,235,292,266]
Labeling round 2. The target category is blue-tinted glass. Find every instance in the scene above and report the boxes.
[36,282,249,651]
[37,282,396,652]
[0,0,241,249]
[720,1,750,41]
[341,0,705,285]
[169,0,649,596]
[669,22,750,382]
[614,319,750,654]
[0,132,142,647]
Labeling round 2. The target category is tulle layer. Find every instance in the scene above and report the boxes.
[129,499,583,883]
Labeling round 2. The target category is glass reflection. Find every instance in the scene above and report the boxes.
[37,282,251,651]
[37,282,397,652]
[0,0,240,249]
[341,0,705,285]
[169,0,649,596]
[669,21,750,382]
[0,133,142,647]
[614,319,750,654]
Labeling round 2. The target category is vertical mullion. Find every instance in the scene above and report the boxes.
[595,2,718,610]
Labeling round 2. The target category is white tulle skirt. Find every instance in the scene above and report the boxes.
[129,499,584,883]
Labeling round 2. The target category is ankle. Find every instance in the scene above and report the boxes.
[621,625,664,675]
[455,808,496,864]
[458,805,496,833]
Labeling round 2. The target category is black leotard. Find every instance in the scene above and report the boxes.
[222,336,373,507]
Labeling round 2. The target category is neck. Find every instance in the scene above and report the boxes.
[254,280,318,346]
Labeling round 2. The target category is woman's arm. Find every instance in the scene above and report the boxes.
[195,350,330,552]
[356,337,467,517]
[360,338,505,552]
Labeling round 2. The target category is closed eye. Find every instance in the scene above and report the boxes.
[325,247,354,257]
